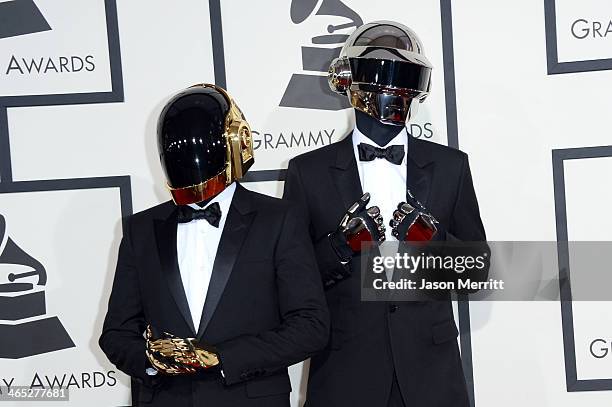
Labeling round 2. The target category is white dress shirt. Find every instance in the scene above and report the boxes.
[352,126,408,242]
[176,182,236,330]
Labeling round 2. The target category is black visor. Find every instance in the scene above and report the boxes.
[349,57,431,93]
[158,88,230,189]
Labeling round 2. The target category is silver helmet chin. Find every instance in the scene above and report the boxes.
[328,21,432,126]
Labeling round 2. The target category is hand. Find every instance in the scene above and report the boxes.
[389,189,440,241]
[329,193,386,262]
[145,325,219,375]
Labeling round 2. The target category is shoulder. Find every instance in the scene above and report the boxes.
[241,185,308,228]
[287,135,347,170]
[127,200,175,225]
[237,184,293,214]
[411,137,468,168]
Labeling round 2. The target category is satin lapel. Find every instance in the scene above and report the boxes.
[197,184,255,338]
[406,136,434,206]
[154,208,197,336]
[330,132,363,208]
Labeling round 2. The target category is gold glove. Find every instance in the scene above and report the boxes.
[145,325,219,375]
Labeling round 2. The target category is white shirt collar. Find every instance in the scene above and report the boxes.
[352,125,409,148]
[187,181,236,224]
[352,125,409,161]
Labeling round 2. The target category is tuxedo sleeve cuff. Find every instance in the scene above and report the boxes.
[215,345,244,386]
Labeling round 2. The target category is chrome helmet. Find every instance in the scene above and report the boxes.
[328,21,432,125]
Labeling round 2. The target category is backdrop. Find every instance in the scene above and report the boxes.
[0,0,611,405]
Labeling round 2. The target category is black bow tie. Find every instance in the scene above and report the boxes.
[177,202,222,227]
[357,143,405,165]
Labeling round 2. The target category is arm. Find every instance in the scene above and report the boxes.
[99,217,153,385]
[447,155,487,242]
[215,205,330,385]
[283,159,347,282]
[391,153,487,244]
[390,153,489,294]
[447,153,486,241]
[446,154,490,292]
[284,160,384,286]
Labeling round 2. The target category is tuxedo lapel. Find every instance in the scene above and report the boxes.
[330,132,363,208]
[154,207,197,336]
[406,136,434,207]
[197,184,255,338]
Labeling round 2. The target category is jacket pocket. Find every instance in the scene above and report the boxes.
[431,320,459,345]
[246,372,292,398]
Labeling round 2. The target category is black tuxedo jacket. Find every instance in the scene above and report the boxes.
[99,183,329,407]
[283,133,486,407]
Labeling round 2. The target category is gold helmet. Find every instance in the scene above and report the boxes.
[157,84,254,205]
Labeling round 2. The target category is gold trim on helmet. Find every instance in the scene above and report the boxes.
[189,83,254,184]
[167,169,228,206]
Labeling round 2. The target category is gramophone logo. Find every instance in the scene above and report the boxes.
[0,214,75,358]
[0,0,51,39]
[279,0,362,110]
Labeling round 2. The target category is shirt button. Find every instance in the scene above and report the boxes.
[389,304,399,313]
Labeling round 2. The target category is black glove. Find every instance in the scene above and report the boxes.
[389,189,444,242]
[329,192,386,264]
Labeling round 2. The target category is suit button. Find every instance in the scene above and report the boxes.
[389,304,399,313]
